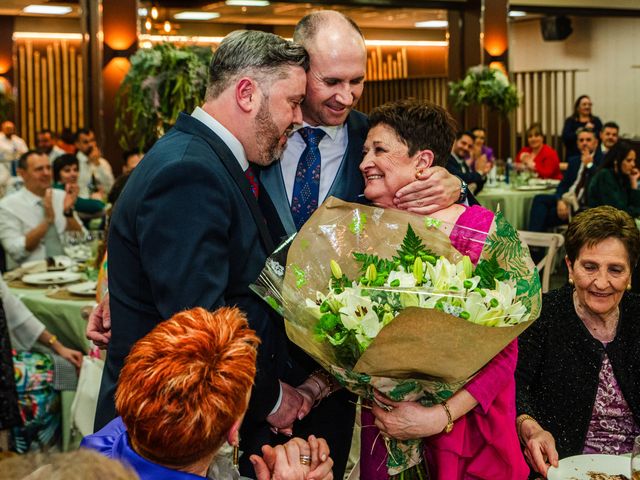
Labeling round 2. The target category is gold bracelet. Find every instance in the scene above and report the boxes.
[48,334,58,346]
[516,414,536,442]
[440,401,454,433]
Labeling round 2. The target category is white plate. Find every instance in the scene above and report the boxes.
[22,271,82,286]
[515,185,550,191]
[547,454,631,480]
[67,281,97,297]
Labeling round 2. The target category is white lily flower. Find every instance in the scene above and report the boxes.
[387,270,417,288]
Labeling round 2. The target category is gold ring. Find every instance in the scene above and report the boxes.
[300,454,312,466]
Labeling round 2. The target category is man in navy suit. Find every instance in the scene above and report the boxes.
[260,11,467,478]
[529,127,602,232]
[92,30,320,472]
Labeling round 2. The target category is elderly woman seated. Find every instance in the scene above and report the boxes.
[82,306,333,480]
[516,206,640,476]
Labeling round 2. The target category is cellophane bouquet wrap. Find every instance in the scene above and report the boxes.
[251,197,541,477]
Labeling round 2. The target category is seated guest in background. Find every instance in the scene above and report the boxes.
[1,275,83,453]
[562,95,602,160]
[467,126,494,171]
[588,142,640,217]
[446,130,491,194]
[0,151,83,269]
[36,129,65,163]
[57,128,76,154]
[82,306,333,480]
[0,121,28,175]
[516,206,640,476]
[515,123,562,180]
[529,128,602,233]
[74,128,114,197]
[599,121,619,155]
[53,154,106,217]
[121,150,143,175]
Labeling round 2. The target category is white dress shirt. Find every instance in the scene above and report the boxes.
[76,151,115,197]
[48,145,66,163]
[0,133,28,166]
[0,187,68,267]
[280,123,348,205]
[191,107,248,171]
[1,277,45,350]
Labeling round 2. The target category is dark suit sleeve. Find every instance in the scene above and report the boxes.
[136,154,280,418]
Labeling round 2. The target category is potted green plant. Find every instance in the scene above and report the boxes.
[115,43,212,150]
[449,65,519,115]
[0,77,15,121]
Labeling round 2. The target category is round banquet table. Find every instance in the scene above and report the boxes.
[476,183,556,231]
[9,284,95,451]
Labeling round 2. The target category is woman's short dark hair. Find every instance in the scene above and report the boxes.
[565,205,640,268]
[368,99,457,167]
[52,153,78,183]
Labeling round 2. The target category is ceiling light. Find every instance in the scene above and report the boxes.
[174,11,220,20]
[23,5,72,15]
[138,8,147,16]
[414,20,448,28]
[508,10,527,17]
[14,32,82,40]
[151,6,159,20]
[163,21,172,33]
[145,18,152,30]
[225,0,270,6]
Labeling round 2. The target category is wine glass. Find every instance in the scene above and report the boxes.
[632,435,640,480]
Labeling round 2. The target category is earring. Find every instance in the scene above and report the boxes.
[568,278,574,286]
[627,283,632,291]
[232,444,239,469]
[415,169,424,180]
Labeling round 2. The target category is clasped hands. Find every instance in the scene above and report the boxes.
[266,374,333,437]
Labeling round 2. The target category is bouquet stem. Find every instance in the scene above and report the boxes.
[391,462,430,480]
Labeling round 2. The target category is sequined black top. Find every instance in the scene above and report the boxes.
[516,285,640,458]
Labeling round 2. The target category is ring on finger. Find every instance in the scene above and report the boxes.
[300,454,312,466]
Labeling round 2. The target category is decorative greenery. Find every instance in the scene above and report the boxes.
[115,43,212,150]
[0,78,15,121]
[449,65,519,115]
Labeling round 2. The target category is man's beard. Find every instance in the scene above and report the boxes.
[253,97,287,166]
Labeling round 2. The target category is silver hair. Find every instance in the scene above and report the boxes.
[206,30,309,100]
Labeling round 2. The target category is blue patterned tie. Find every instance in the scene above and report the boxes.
[290,127,326,230]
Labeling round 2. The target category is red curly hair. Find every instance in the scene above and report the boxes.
[115,306,259,467]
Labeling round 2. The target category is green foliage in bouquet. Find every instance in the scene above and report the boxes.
[115,43,212,150]
[449,65,519,115]
[314,223,521,369]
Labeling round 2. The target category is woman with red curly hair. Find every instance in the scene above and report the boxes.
[82,307,333,480]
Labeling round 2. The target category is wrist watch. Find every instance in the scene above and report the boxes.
[63,207,74,218]
[456,177,469,204]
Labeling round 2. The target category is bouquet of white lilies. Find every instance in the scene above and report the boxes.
[252,197,541,478]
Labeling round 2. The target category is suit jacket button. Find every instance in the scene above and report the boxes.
[271,353,276,360]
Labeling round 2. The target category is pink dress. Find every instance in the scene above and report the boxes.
[360,206,529,480]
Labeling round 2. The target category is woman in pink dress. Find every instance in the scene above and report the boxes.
[358,99,531,480]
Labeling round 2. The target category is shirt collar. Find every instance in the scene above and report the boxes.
[20,187,44,205]
[291,121,343,142]
[191,106,248,171]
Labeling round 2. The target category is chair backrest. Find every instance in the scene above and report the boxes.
[518,230,565,293]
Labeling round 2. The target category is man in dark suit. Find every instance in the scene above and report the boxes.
[260,11,466,478]
[92,30,316,472]
[529,127,602,233]
[446,130,491,195]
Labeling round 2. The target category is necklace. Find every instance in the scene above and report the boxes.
[572,291,619,342]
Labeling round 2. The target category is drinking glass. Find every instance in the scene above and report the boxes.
[632,435,640,480]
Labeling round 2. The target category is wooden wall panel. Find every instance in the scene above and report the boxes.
[358,77,449,115]
[15,39,85,147]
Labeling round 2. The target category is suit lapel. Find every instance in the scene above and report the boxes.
[174,113,274,253]
[259,162,297,235]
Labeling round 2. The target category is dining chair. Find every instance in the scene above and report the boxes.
[518,230,565,293]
